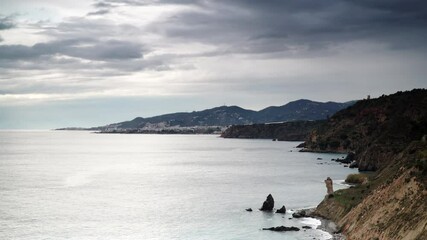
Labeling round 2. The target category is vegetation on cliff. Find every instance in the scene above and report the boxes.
[305,89,427,171]
[308,89,427,240]
[220,120,324,141]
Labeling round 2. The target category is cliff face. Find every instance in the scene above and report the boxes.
[305,89,427,171]
[316,142,427,240]
[221,120,324,141]
[308,89,427,239]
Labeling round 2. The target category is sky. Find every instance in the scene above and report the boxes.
[0,0,426,129]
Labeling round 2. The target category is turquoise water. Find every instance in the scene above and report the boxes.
[0,131,356,239]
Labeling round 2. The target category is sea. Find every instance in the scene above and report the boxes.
[0,131,357,240]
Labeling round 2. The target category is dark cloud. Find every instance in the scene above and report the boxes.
[0,16,15,30]
[131,0,427,54]
[87,9,110,16]
[0,39,143,61]
[93,1,116,9]
[2,0,427,90]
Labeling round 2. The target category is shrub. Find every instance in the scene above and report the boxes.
[345,174,367,184]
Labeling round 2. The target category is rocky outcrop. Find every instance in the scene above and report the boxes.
[315,142,427,239]
[260,194,274,211]
[276,205,287,214]
[292,210,308,218]
[325,177,334,196]
[304,89,427,171]
[309,89,427,239]
[221,120,325,141]
[262,226,300,232]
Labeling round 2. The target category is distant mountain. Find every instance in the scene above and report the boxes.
[257,99,355,122]
[93,99,355,131]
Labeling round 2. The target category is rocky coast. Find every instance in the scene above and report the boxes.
[230,89,427,239]
[302,89,427,239]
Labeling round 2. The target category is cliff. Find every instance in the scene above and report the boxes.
[305,89,427,171]
[220,120,325,141]
[305,89,427,239]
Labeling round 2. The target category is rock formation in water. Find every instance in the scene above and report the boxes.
[260,194,274,211]
[276,205,287,214]
[292,210,307,218]
[262,226,300,232]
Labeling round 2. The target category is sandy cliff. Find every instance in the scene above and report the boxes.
[305,89,427,239]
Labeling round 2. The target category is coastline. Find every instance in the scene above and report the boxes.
[315,215,345,240]
[294,207,346,240]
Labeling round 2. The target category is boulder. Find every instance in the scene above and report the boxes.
[349,161,358,168]
[345,152,355,161]
[262,226,300,232]
[292,210,307,218]
[260,194,274,211]
[276,205,287,214]
[246,208,253,212]
[296,142,306,148]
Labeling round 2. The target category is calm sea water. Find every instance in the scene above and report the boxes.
[0,131,356,240]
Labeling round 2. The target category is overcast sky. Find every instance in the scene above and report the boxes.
[1,0,426,129]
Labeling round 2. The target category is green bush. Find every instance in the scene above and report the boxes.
[345,174,367,184]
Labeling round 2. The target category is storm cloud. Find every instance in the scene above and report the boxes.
[0,16,15,30]
[0,0,426,128]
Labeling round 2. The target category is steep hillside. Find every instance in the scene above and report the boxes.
[221,120,324,141]
[315,141,427,240]
[304,89,427,239]
[305,89,427,171]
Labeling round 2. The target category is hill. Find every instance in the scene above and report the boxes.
[93,99,354,132]
[220,121,325,141]
[302,89,427,239]
[304,89,427,171]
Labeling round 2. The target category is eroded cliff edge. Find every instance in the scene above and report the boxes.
[304,89,427,239]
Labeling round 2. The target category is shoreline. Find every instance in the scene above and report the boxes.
[297,208,346,240]
[315,215,345,240]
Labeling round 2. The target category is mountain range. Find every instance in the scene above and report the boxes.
[92,99,355,131]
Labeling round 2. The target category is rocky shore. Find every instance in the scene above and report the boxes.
[249,90,427,239]
[302,89,427,239]
[253,193,350,239]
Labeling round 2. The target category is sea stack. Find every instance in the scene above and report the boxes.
[325,177,334,196]
[260,194,274,211]
[276,205,287,214]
